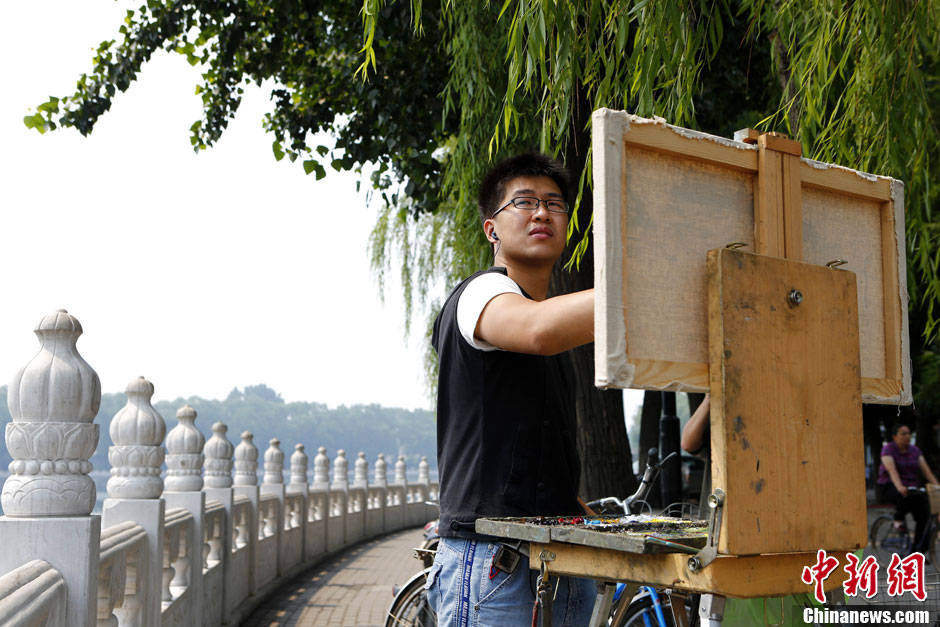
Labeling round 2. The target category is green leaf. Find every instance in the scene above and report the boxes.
[36,98,59,115]
[303,159,317,175]
[272,141,285,162]
[22,113,48,133]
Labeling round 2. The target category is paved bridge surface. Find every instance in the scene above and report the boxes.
[242,527,426,626]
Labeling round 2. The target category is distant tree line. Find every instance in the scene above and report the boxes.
[0,384,437,476]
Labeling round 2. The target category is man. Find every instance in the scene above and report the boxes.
[428,153,595,626]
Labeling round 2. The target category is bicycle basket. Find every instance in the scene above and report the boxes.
[928,484,940,514]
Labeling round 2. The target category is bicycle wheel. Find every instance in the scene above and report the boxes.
[870,515,911,562]
[615,594,677,627]
[385,568,436,627]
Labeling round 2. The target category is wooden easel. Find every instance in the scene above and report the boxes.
[520,112,910,599]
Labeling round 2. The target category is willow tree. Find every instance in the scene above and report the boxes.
[363,0,940,492]
[29,0,940,497]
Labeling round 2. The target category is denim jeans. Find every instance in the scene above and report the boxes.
[426,537,596,626]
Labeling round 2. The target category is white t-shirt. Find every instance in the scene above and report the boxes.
[456,272,523,351]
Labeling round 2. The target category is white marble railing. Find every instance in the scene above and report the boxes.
[0,560,67,626]
[0,310,438,627]
[98,521,148,627]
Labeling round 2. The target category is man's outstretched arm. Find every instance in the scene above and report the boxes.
[475,289,594,356]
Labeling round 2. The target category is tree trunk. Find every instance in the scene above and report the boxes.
[551,81,636,502]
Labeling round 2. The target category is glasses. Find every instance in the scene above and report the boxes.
[494,196,570,217]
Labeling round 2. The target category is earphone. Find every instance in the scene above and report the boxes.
[491,231,499,241]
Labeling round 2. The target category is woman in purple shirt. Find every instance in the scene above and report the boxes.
[876,423,940,554]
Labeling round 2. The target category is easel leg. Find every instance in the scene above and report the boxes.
[670,591,691,627]
[588,582,616,627]
[698,594,726,626]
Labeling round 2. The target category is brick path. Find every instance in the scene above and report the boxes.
[241,527,427,627]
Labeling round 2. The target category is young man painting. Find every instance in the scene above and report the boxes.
[428,153,596,626]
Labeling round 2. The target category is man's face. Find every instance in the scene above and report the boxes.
[485,175,568,264]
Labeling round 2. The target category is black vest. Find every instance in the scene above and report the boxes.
[431,268,582,538]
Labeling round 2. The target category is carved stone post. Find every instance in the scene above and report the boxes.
[395,455,408,486]
[374,454,388,488]
[332,450,349,492]
[288,444,309,565]
[396,455,414,526]
[0,310,101,627]
[418,456,430,485]
[234,431,258,487]
[373,453,389,532]
[326,450,349,551]
[312,447,330,491]
[417,455,431,518]
[289,444,309,491]
[202,421,235,623]
[102,376,166,627]
[353,452,369,489]
[232,432,259,596]
[163,405,206,627]
[262,439,284,486]
[204,423,234,490]
[261,439,285,576]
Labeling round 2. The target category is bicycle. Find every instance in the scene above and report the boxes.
[581,450,707,627]
[386,502,440,627]
[609,585,692,627]
[869,486,940,568]
[385,566,436,627]
[385,450,688,627]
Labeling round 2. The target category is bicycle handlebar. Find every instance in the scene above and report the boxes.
[586,448,679,515]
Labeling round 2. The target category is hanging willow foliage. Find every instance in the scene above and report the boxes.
[362,0,940,342]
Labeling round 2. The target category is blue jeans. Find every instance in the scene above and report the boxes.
[427,537,596,626]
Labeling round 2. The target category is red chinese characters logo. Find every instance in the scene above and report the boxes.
[801,549,840,603]
[842,553,879,599]
[886,552,926,601]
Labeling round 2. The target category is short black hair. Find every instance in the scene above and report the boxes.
[891,423,912,437]
[477,152,570,222]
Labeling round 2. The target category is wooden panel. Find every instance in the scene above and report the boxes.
[629,359,709,392]
[862,378,902,399]
[622,121,758,173]
[760,133,802,156]
[881,201,903,380]
[801,160,893,202]
[755,142,784,256]
[592,109,631,388]
[531,542,849,598]
[708,249,867,555]
[783,153,803,260]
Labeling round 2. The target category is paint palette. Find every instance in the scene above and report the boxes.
[476,515,708,554]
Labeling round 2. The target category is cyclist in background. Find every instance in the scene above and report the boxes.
[876,423,940,555]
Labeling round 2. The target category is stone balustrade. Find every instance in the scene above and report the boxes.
[0,560,67,626]
[0,311,438,627]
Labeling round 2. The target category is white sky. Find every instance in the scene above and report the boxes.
[0,1,644,419]
[1,1,430,409]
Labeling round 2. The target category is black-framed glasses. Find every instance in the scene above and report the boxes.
[494,196,570,217]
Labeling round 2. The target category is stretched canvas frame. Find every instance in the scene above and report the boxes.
[591,109,910,405]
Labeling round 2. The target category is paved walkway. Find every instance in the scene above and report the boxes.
[241,527,427,627]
